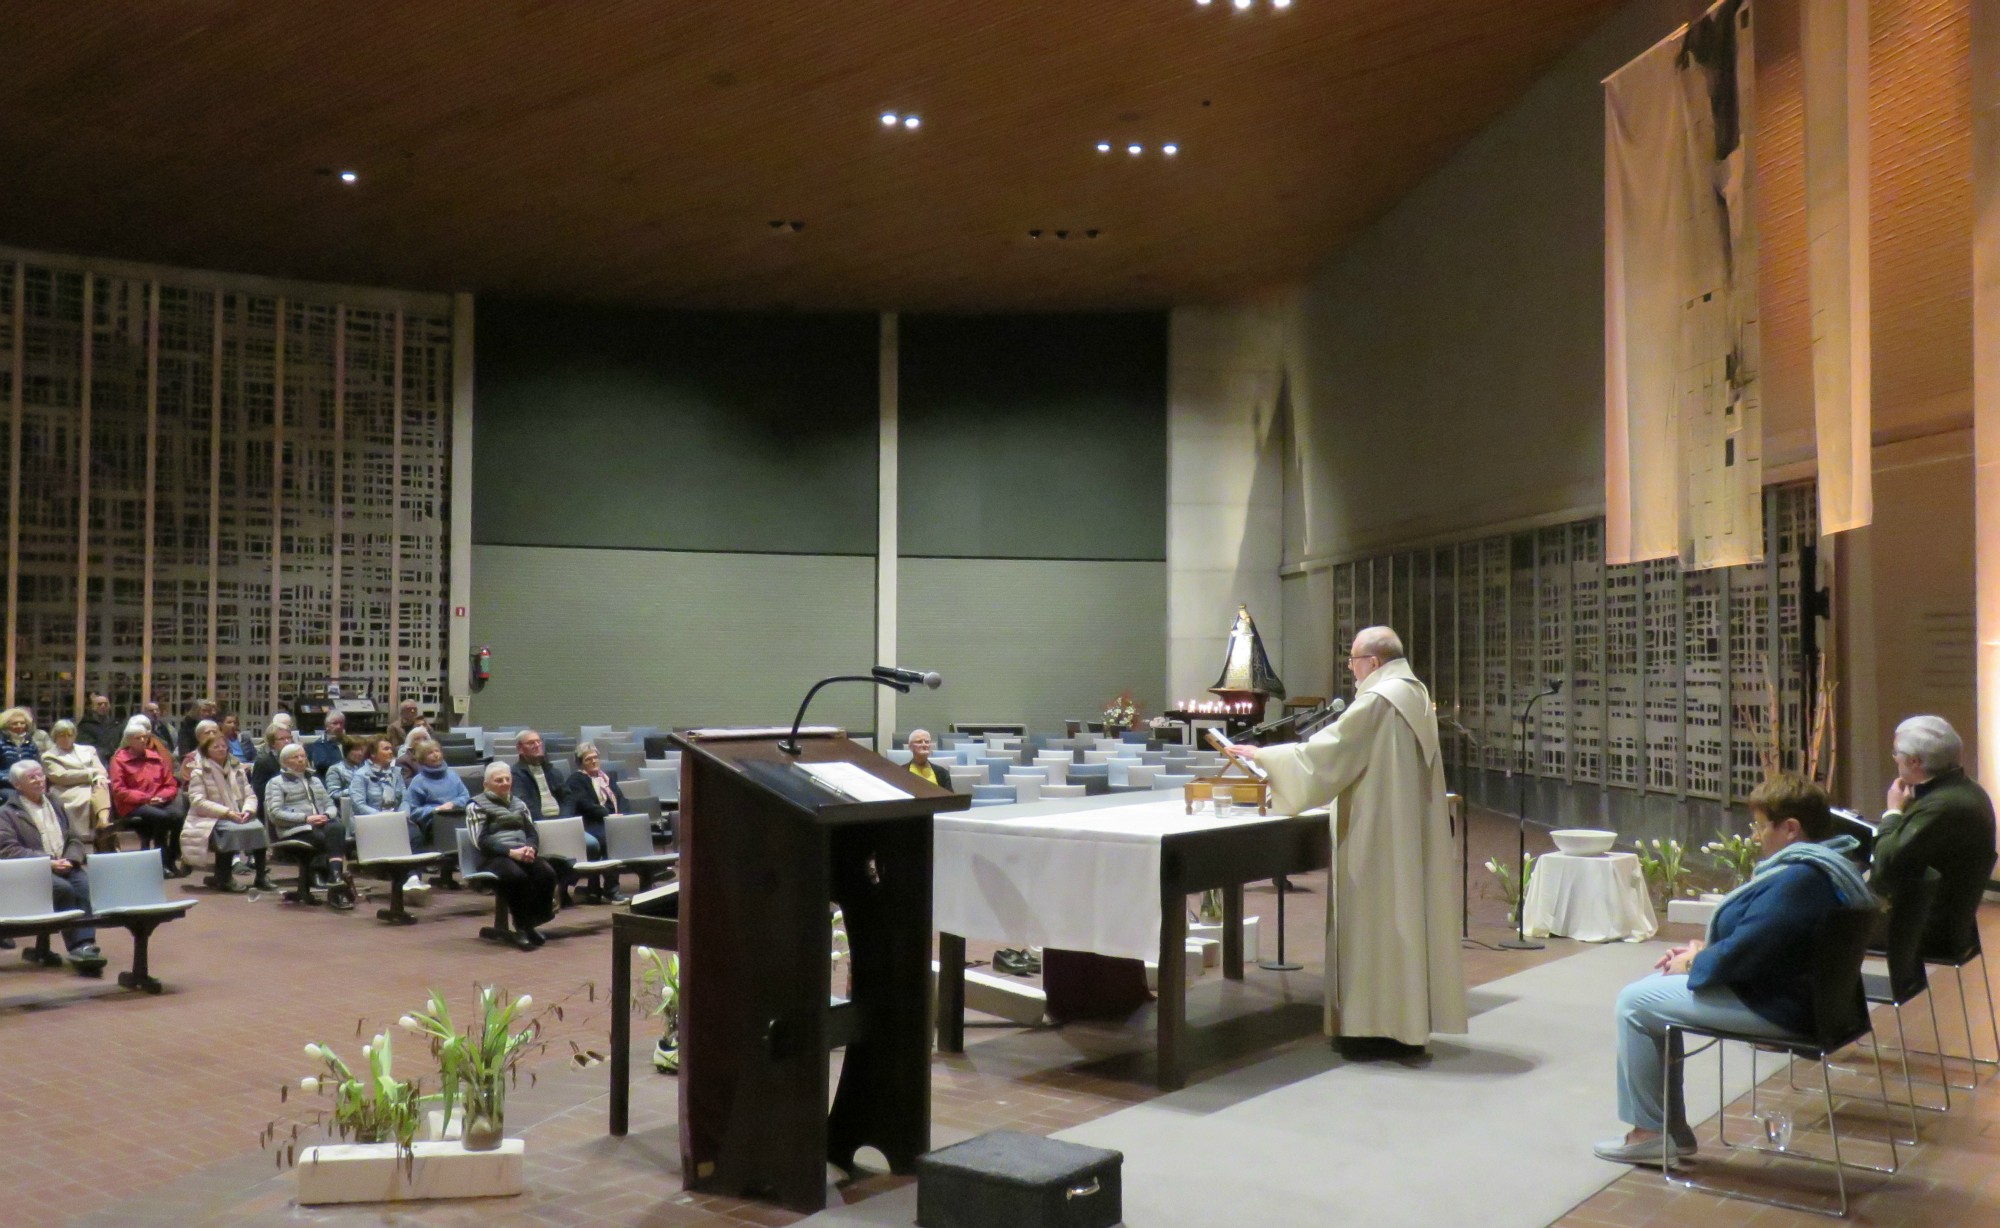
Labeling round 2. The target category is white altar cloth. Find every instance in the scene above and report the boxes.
[1521,850,1658,943]
[934,795,1297,961]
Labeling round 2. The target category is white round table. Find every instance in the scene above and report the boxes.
[1521,850,1658,943]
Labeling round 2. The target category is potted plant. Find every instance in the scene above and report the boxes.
[637,946,681,1074]
[401,987,538,1152]
[1484,853,1536,924]
[1102,691,1139,735]
[296,1033,426,1155]
[1635,838,1693,908]
[1701,829,1759,890]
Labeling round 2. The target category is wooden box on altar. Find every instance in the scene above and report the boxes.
[1183,760,1270,815]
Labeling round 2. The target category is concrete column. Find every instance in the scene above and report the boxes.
[1165,299,1294,708]
[876,312,899,743]
[1974,0,2000,782]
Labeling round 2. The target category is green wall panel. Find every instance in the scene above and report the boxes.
[894,558,1165,737]
[468,545,875,733]
[899,313,1167,561]
[473,300,878,554]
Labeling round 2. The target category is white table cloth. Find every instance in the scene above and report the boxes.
[934,796,1295,961]
[1520,851,1658,943]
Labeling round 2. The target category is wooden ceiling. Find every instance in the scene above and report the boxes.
[0,0,1625,310]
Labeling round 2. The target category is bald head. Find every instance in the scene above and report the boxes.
[1348,626,1405,685]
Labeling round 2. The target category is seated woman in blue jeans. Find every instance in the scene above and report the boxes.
[1597,772,1873,1167]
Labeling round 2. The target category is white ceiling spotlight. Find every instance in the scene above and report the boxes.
[903,115,921,129]
[881,111,899,126]
[1127,143,1143,156]
[1095,141,1112,153]
[1162,144,1179,156]
[1233,0,1253,9]
[337,170,359,184]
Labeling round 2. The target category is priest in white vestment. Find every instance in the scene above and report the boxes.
[1228,626,1467,1055]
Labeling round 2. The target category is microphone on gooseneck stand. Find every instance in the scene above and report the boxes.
[1499,678,1565,951]
[870,666,944,690]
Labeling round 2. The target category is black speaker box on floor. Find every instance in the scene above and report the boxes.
[916,1130,1123,1228]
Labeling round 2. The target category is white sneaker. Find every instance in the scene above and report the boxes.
[404,874,432,904]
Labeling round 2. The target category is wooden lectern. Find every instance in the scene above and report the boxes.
[670,728,970,1213]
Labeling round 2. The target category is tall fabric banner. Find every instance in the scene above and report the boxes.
[1605,0,1762,568]
[1804,0,1873,535]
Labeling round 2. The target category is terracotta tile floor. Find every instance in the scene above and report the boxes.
[2,811,1994,1227]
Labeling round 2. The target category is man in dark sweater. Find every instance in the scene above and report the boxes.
[1595,774,1874,1169]
[1871,715,1998,960]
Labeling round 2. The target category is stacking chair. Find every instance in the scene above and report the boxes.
[265,838,327,906]
[537,816,624,908]
[1850,869,1946,1120]
[1030,758,1069,786]
[442,742,482,767]
[1081,750,1111,764]
[1004,775,1043,804]
[453,764,485,792]
[883,748,915,766]
[580,724,616,744]
[971,784,1014,804]
[87,850,198,992]
[975,755,1017,783]
[1664,906,1896,1218]
[603,813,677,891]
[1068,763,1111,795]
[0,857,87,972]
[1040,784,1087,800]
[352,811,447,925]
[1120,764,1160,790]
[949,763,989,788]
[1152,773,1195,792]
[456,828,513,944]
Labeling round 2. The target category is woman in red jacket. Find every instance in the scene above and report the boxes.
[111,716,188,876]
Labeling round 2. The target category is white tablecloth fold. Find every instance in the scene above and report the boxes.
[933,798,1289,961]
[1520,851,1658,943]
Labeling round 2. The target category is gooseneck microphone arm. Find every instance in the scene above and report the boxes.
[1500,679,1564,951]
[780,675,908,755]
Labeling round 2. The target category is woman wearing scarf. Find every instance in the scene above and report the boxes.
[1596,773,1875,1168]
[559,741,629,904]
[0,707,42,803]
[350,736,406,816]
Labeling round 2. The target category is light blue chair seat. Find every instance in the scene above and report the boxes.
[1152,773,1195,790]
[971,784,1015,802]
[971,797,1013,808]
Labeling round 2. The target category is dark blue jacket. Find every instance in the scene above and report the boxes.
[512,758,570,821]
[1688,862,1841,1036]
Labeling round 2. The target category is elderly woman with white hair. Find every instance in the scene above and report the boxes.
[42,719,113,850]
[468,760,558,950]
[1872,714,1998,958]
[264,741,346,892]
[111,714,188,875]
[0,706,42,803]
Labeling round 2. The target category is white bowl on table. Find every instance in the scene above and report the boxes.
[1550,829,1618,856]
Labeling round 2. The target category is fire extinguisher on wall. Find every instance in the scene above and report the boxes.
[473,645,492,690]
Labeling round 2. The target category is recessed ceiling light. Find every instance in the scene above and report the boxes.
[338,170,358,184]
[1096,141,1112,153]
[1127,144,1143,156]
[1162,144,1179,156]
[1233,0,1252,9]
[903,115,921,129]
[1273,0,1292,7]
[881,112,899,126]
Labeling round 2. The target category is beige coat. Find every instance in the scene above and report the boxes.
[1253,657,1468,1046]
[185,754,259,868]
[40,742,110,840]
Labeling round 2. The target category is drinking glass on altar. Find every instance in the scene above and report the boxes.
[1213,787,1235,818]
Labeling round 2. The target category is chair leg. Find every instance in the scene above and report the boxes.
[22,932,63,967]
[478,892,513,943]
[116,920,163,994]
[376,874,415,926]
[1820,1056,1848,1217]
[1866,1029,1903,1174]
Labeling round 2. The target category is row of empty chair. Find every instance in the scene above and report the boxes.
[881,734,1227,807]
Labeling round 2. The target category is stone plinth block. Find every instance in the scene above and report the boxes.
[296,1139,524,1205]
